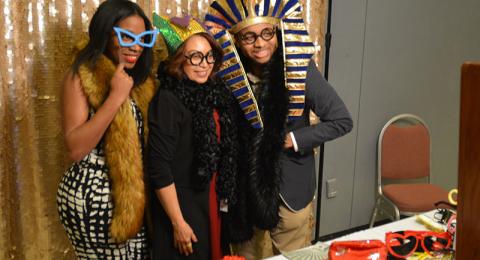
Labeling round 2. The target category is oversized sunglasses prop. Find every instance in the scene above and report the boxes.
[113,27,159,48]
[386,230,452,258]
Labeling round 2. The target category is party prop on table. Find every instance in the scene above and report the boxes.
[283,242,329,260]
[447,189,457,206]
[416,214,445,233]
[385,230,452,259]
[329,240,387,260]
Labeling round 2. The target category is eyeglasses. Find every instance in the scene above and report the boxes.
[433,208,455,225]
[385,231,452,258]
[238,27,276,45]
[184,51,215,66]
[113,27,159,48]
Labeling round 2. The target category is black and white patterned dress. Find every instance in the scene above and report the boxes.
[57,100,149,259]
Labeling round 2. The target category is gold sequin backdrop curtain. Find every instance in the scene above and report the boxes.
[0,0,326,259]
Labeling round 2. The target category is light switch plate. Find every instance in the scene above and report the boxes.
[326,178,337,198]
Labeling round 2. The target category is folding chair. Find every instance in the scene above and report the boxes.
[369,114,448,227]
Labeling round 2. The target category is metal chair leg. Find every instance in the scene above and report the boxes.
[369,197,380,228]
[393,206,400,221]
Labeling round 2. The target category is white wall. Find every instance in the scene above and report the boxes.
[319,0,480,236]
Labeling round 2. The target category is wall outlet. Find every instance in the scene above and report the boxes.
[326,178,338,198]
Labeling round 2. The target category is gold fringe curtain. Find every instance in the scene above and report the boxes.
[0,0,326,259]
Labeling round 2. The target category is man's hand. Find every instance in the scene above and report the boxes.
[284,133,293,149]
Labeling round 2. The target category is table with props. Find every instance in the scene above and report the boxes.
[266,210,452,260]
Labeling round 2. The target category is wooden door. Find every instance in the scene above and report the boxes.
[456,62,480,259]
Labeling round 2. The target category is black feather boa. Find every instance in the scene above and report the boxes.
[157,65,239,204]
[224,39,289,243]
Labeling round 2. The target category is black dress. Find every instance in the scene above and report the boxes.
[145,89,211,260]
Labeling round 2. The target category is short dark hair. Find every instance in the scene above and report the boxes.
[72,0,153,86]
[164,32,224,80]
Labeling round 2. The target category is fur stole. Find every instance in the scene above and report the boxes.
[78,53,156,242]
[157,66,238,203]
[225,43,289,242]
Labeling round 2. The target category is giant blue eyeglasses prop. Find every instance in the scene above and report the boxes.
[113,27,159,48]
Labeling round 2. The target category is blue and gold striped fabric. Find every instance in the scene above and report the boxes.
[213,29,263,128]
[205,0,316,127]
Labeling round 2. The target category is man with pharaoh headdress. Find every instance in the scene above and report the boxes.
[205,0,353,258]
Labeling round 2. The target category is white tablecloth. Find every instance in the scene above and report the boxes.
[326,211,437,243]
[266,211,439,260]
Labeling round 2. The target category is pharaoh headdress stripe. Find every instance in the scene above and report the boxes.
[205,0,316,127]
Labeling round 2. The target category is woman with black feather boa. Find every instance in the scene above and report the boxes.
[145,15,239,260]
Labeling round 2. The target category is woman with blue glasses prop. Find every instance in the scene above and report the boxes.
[57,0,158,258]
[145,14,239,260]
